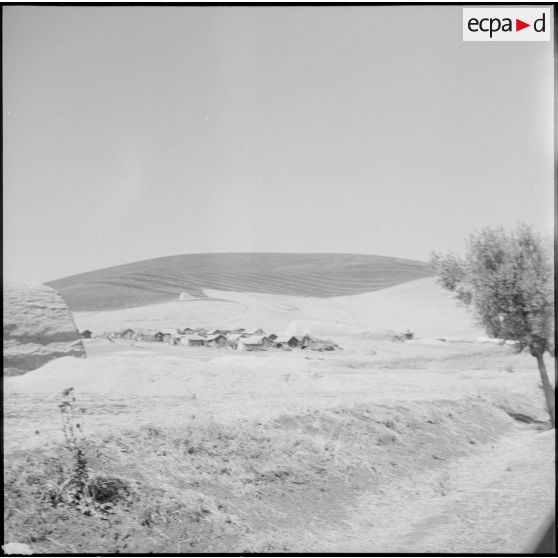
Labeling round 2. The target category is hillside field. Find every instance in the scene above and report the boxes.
[47,253,432,311]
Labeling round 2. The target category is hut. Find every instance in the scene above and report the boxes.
[186,335,206,347]
[268,333,278,341]
[261,336,275,349]
[300,335,314,348]
[207,334,228,348]
[237,336,264,351]
[180,327,196,335]
[274,335,309,349]
[208,328,229,336]
[139,332,157,342]
[159,328,178,344]
[275,335,303,349]
[289,336,302,348]
[80,330,92,339]
[154,331,164,342]
[120,328,135,340]
[274,335,289,348]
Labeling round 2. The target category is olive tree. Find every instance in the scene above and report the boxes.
[430,224,555,427]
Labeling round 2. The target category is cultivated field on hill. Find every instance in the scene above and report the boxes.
[47,253,432,311]
[4,276,555,553]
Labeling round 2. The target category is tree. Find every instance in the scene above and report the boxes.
[430,224,555,427]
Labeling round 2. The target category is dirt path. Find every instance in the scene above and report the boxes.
[313,426,555,553]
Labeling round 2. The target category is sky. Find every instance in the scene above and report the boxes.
[3,5,554,283]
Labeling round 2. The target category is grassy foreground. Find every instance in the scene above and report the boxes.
[5,397,515,553]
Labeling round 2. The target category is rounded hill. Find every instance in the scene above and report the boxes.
[47,253,433,311]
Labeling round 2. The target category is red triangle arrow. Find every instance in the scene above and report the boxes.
[516,19,530,31]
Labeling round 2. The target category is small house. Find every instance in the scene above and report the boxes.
[154,331,164,342]
[208,328,229,336]
[158,328,178,343]
[120,328,135,340]
[301,335,314,348]
[287,335,302,349]
[237,336,264,351]
[274,335,295,348]
[187,335,206,347]
[207,334,228,348]
[180,327,196,335]
[139,332,157,342]
[268,333,278,341]
[275,335,309,349]
[261,336,275,349]
[80,330,92,339]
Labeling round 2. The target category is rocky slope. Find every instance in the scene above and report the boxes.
[3,282,86,375]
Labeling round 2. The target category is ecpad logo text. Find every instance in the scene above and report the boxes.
[463,8,551,42]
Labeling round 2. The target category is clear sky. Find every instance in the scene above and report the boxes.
[3,5,554,283]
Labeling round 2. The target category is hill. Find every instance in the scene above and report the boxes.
[70,278,482,341]
[47,253,432,311]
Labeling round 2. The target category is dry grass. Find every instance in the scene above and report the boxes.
[4,396,516,553]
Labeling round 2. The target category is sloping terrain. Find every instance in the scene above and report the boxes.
[4,271,555,553]
[71,277,483,341]
[3,282,86,375]
[47,253,432,311]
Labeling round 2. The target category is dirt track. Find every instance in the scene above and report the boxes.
[314,426,555,553]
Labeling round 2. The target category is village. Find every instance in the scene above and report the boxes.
[80,326,343,352]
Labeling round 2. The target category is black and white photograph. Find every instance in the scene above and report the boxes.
[3,2,555,554]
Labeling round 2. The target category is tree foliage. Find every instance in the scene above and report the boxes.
[431,224,555,427]
[430,224,554,357]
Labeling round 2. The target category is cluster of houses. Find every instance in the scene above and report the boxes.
[81,327,340,352]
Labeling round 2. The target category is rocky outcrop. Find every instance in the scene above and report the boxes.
[3,282,86,375]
